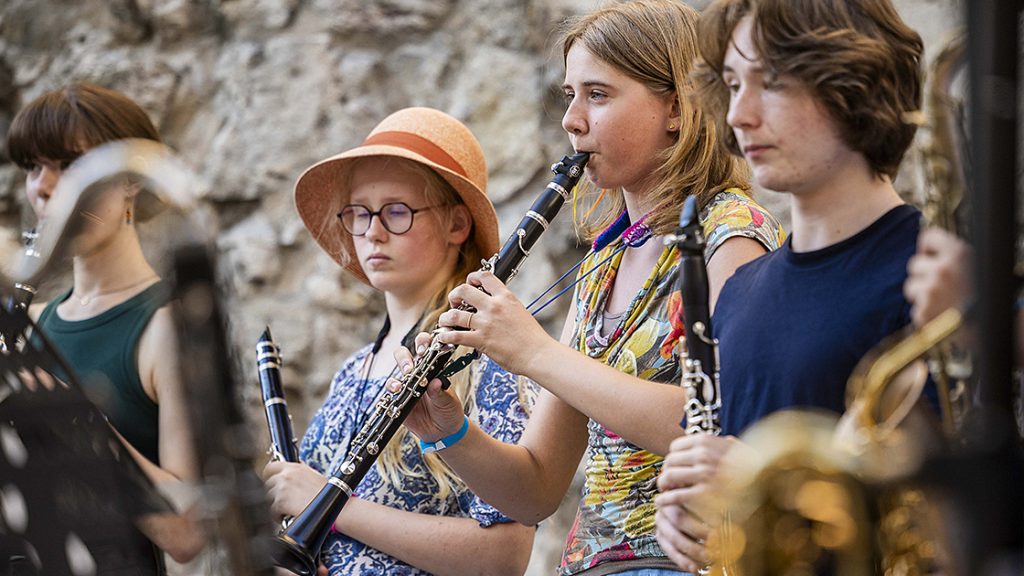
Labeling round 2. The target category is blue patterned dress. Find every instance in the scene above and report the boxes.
[300,344,535,575]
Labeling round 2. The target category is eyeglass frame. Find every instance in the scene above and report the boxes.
[336,201,439,236]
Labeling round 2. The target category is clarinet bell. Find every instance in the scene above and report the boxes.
[270,535,317,576]
[272,479,351,574]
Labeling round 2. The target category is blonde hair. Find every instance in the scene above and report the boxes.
[559,0,750,240]
[331,156,505,500]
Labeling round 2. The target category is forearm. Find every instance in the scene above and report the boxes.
[115,427,190,488]
[135,511,205,563]
[521,340,687,455]
[436,425,576,524]
[336,498,533,576]
[121,438,205,561]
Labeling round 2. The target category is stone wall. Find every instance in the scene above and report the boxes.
[0,0,963,574]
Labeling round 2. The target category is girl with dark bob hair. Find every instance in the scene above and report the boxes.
[6,82,202,572]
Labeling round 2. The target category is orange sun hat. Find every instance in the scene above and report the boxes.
[294,107,500,285]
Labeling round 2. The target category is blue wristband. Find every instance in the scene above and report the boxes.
[419,416,469,454]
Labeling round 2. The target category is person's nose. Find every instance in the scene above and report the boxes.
[726,85,761,132]
[27,164,62,216]
[362,210,389,243]
[562,96,588,139]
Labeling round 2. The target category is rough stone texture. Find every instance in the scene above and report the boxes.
[0,0,963,574]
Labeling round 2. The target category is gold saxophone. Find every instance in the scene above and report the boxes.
[707,411,874,576]
[913,32,973,439]
[705,33,970,576]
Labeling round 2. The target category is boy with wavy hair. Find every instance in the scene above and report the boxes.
[655,0,927,571]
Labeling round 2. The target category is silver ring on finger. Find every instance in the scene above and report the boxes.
[467,311,473,330]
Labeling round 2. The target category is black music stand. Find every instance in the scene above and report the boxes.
[0,298,170,576]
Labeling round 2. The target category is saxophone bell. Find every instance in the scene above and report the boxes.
[709,411,876,576]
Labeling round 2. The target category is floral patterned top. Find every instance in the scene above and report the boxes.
[300,345,535,576]
[559,190,785,575]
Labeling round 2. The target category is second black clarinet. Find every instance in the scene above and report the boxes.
[667,195,722,435]
[258,326,300,464]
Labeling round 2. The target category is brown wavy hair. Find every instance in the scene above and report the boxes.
[696,0,923,178]
[559,0,750,241]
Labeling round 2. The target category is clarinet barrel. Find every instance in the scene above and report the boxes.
[489,153,589,282]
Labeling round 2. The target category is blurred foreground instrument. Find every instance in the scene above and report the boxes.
[0,139,201,575]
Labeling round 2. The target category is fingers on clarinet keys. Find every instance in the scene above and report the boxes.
[415,332,432,356]
[435,309,475,333]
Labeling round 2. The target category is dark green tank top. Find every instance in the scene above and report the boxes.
[37,282,168,465]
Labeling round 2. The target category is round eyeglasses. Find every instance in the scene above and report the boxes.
[337,202,437,236]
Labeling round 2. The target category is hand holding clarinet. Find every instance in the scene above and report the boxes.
[391,267,558,444]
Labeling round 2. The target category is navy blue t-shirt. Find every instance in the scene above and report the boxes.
[714,204,921,436]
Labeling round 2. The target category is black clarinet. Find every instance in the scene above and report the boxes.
[271,152,590,575]
[258,327,300,463]
[666,195,721,435]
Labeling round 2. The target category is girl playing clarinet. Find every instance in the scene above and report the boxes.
[263,107,535,575]
[396,2,784,574]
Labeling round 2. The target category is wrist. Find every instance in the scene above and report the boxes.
[526,335,564,383]
[329,494,358,534]
[518,330,554,379]
[420,415,470,454]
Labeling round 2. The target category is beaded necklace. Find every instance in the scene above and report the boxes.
[526,210,653,316]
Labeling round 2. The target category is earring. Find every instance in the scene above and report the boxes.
[125,207,133,225]
[668,122,677,131]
